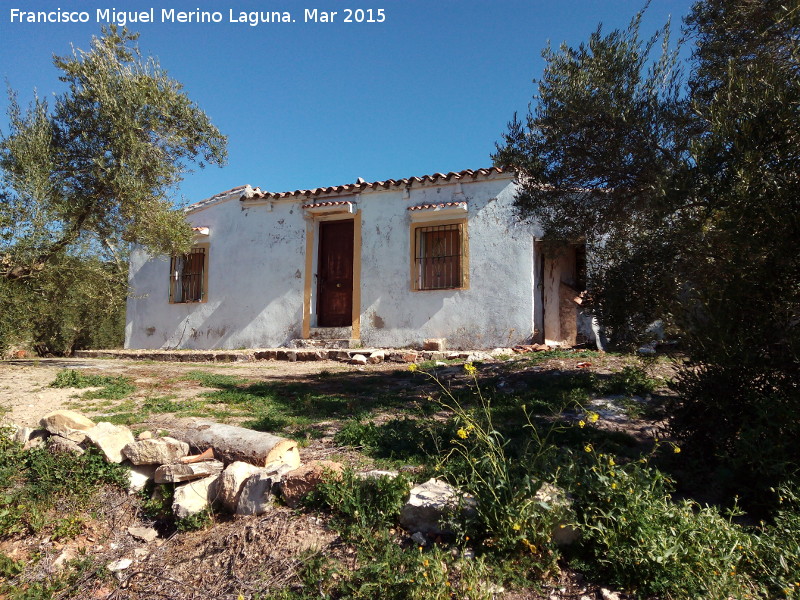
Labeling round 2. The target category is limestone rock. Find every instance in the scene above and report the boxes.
[534,482,579,546]
[47,435,85,456]
[263,461,296,479]
[155,460,224,483]
[401,351,418,363]
[350,354,368,365]
[173,475,219,519]
[400,478,475,535]
[123,437,190,465]
[127,526,158,543]
[136,430,153,441]
[280,460,344,508]
[217,461,262,511]
[368,350,385,364]
[235,472,276,515]
[127,463,157,494]
[13,426,35,445]
[23,432,47,450]
[40,410,95,443]
[85,422,135,463]
[107,558,132,572]
[52,547,76,571]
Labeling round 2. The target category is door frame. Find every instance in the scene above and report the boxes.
[302,211,362,339]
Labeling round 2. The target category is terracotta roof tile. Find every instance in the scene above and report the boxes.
[300,200,353,209]
[407,201,467,211]
[242,167,506,202]
[186,185,249,211]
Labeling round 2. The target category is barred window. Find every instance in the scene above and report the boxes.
[413,223,466,290]
[170,247,207,303]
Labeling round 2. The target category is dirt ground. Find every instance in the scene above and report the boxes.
[0,357,398,428]
[0,354,667,599]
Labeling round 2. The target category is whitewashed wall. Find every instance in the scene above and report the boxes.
[125,173,542,350]
[357,176,538,348]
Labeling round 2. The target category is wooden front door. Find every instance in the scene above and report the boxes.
[317,220,354,327]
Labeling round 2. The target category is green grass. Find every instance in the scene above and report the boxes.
[50,369,136,400]
[176,369,438,436]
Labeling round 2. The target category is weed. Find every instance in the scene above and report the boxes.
[0,552,23,578]
[307,468,411,537]
[0,435,127,547]
[176,508,213,532]
[335,418,453,463]
[139,483,175,520]
[597,365,658,396]
[50,368,135,400]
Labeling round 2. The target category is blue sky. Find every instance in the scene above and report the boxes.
[0,0,695,205]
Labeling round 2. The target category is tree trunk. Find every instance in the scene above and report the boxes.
[172,420,300,469]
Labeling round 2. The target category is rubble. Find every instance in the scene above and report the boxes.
[40,409,95,443]
[155,460,224,483]
[84,422,135,463]
[173,475,219,519]
[123,436,190,465]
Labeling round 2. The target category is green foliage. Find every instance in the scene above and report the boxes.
[494,0,800,510]
[751,486,800,598]
[0,552,23,579]
[50,368,135,400]
[0,26,226,354]
[0,254,126,356]
[0,438,127,539]
[176,508,213,532]
[562,446,758,598]
[597,365,658,396]
[307,468,411,537]
[335,417,452,463]
[267,541,497,600]
[139,483,175,520]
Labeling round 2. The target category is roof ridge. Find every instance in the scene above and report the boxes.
[243,167,506,202]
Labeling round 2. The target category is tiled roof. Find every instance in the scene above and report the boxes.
[242,167,506,202]
[300,200,353,209]
[408,201,467,211]
[186,185,248,212]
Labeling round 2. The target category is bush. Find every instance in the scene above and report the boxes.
[561,444,760,598]
[308,468,411,537]
[671,361,799,512]
[0,438,127,539]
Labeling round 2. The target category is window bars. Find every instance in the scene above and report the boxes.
[170,247,205,303]
[414,223,463,290]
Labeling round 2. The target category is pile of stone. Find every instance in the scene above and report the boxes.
[8,410,312,519]
[7,410,577,547]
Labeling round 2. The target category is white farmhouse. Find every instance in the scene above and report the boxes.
[125,168,588,350]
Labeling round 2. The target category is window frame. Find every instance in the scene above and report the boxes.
[169,243,209,304]
[410,218,469,291]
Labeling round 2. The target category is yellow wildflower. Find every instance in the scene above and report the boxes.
[464,363,477,375]
[587,412,599,423]
[608,457,616,466]
[673,445,681,454]
[578,420,586,428]
[408,364,418,372]
[584,443,593,453]
[512,523,521,531]
[611,482,617,489]
[457,428,469,439]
